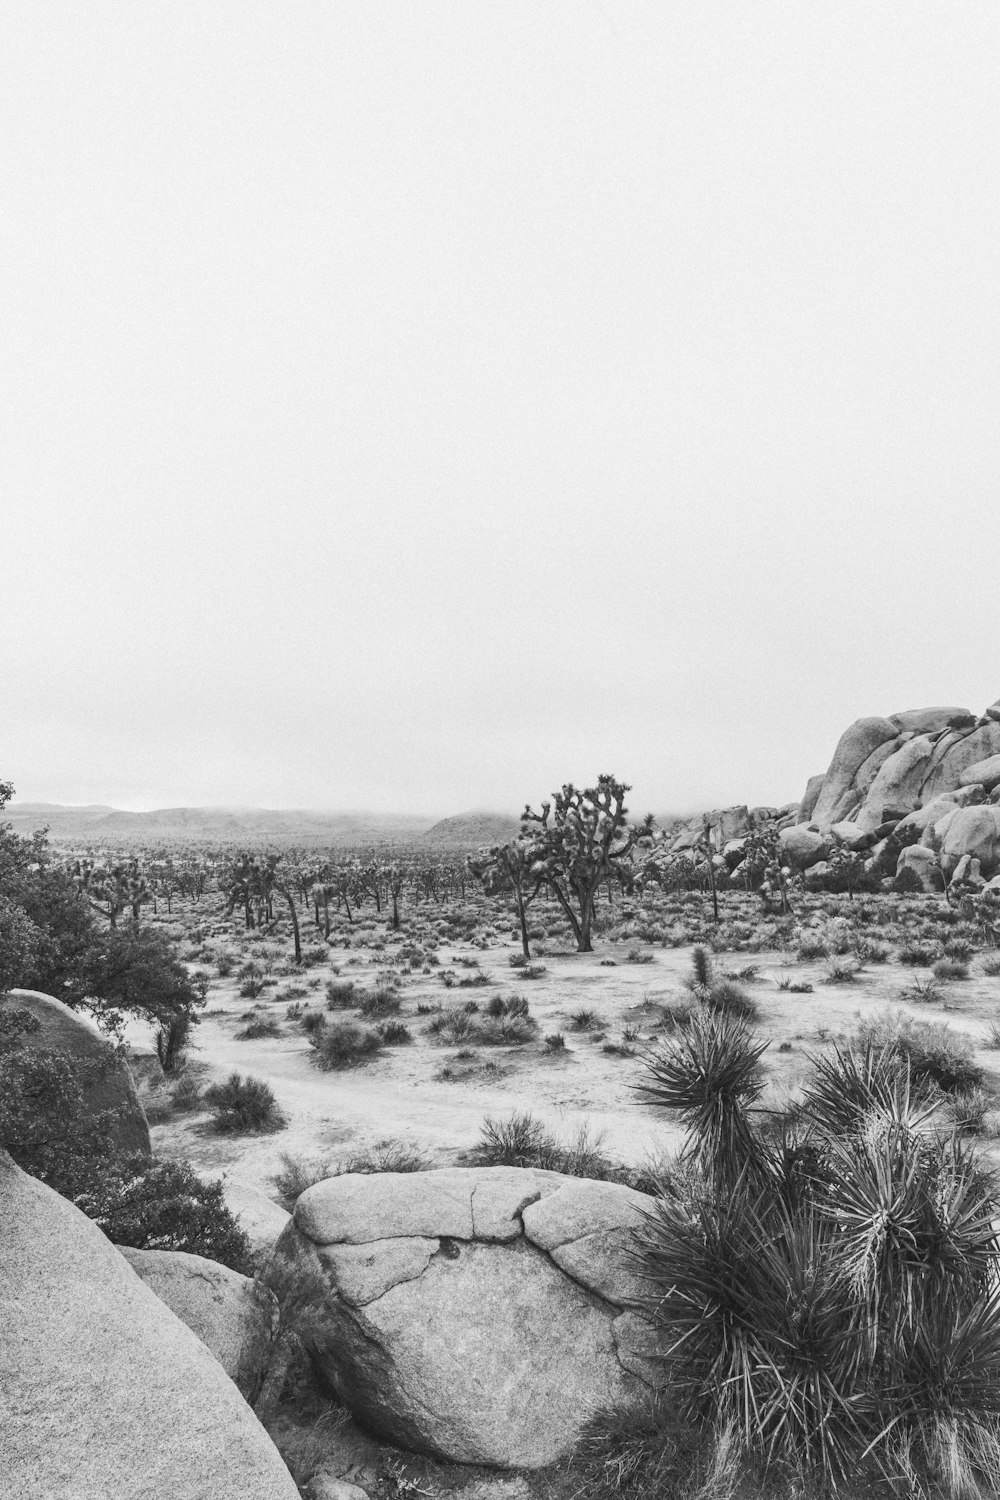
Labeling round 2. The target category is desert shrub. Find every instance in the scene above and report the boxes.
[508,952,528,969]
[933,958,969,981]
[474,1111,613,1182]
[336,1140,427,1174]
[358,986,402,1018]
[704,979,759,1022]
[237,962,266,999]
[377,1020,412,1045]
[544,1032,566,1052]
[75,1156,253,1272]
[985,954,1000,978]
[822,959,859,984]
[272,1151,334,1206]
[518,963,546,979]
[943,938,976,962]
[236,1016,282,1040]
[170,1073,202,1111]
[309,1020,384,1070]
[569,1007,600,1031]
[476,1014,537,1046]
[626,946,655,965]
[893,865,925,894]
[787,980,813,994]
[299,1009,326,1037]
[854,1012,983,1095]
[215,951,235,978]
[425,1007,477,1044]
[951,1086,994,1136]
[324,978,357,1009]
[204,1072,286,1132]
[796,936,829,961]
[898,941,940,967]
[485,993,529,1020]
[852,938,889,964]
[602,1039,636,1058]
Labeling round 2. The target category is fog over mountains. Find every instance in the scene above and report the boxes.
[4,802,522,847]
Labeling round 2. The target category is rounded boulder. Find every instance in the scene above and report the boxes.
[1,988,150,1157]
[272,1167,664,1469]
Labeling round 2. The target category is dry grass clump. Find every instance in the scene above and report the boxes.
[204,1072,286,1133]
[309,1020,385,1070]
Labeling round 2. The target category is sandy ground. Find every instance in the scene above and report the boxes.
[133,924,1000,1208]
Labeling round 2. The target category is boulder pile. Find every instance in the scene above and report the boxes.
[271,1166,665,1469]
[781,700,1000,888]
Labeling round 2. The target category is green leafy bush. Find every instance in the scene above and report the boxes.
[75,1156,253,1272]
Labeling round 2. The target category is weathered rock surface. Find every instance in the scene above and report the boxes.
[888,707,973,735]
[921,722,1000,803]
[778,825,830,870]
[0,1149,297,1500]
[960,754,1000,792]
[811,717,900,825]
[938,806,1000,880]
[797,773,826,823]
[118,1246,279,1402]
[896,844,940,891]
[1,988,150,1157]
[274,1167,663,1469]
[220,1176,291,1262]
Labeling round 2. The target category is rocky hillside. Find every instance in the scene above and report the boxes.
[423,811,522,847]
[4,803,435,846]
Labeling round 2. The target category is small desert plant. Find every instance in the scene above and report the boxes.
[983,954,1000,978]
[169,1073,202,1111]
[796,936,829,961]
[272,1151,334,1206]
[310,1020,385,1070]
[508,952,528,968]
[324,978,357,1009]
[898,940,940,967]
[204,1072,285,1133]
[215,952,235,978]
[299,1009,327,1037]
[933,957,970,981]
[822,958,859,984]
[626,946,655,965]
[358,986,402,1018]
[377,1020,412,1045]
[569,1007,600,1031]
[236,1016,282,1040]
[518,963,547,979]
[854,1011,984,1095]
[476,1110,552,1167]
[544,1032,566,1052]
[237,963,267,999]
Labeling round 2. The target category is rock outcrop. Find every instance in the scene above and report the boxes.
[782,700,1000,883]
[0,1150,297,1500]
[0,988,150,1157]
[119,1246,279,1402]
[272,1167,664,1469]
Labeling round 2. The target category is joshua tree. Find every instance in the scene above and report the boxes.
[520,775,653,953]
[469,837,544,958]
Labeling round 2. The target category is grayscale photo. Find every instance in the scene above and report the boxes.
[3,5,999,1498]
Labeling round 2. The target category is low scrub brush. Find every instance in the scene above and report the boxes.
[204,1072,286,1133]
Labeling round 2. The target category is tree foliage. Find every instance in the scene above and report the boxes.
[520,774,653,952]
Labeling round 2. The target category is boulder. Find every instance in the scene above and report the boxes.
[888,707,974,735]
[778,825,830,870]
[896,845,940,891]
[219,1177,291,1263]
[920,721,1000,803]
[987,700,1000,724]
[960,755,1000,793]
[0,989,150,1157]
[854,735,937,832]
[812,717,900,826]
[829,822,873,851]
[0,1150,298,1500]
[118,1246,279,1402]
[939,806,1000,880]
[274,1167,663,1469]
[797,774,826,823]
[949,855,984,889]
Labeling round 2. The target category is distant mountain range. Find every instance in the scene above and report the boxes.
[4,802,522,849]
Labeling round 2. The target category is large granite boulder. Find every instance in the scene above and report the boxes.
[1,988,150,1157]
[811,717,900,826]
[939,806,1000,881]
[960,754,1000,793]
[272,1167,664,1469]
[778,824,830,870]
[797,773,826,823]
[118,1246,278,1402]
[888,707,973,735]
[854,735,937,832]
[920,721,1000,803]
[0,1150,298,1500]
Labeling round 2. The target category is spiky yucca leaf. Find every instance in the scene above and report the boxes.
[636,1008,766,1183]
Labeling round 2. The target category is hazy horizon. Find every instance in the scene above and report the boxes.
[5,5,998,818]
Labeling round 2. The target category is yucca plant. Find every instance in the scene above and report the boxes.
[635,1017,1000,1494]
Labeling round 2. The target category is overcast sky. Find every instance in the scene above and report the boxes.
[4,4,999,819]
